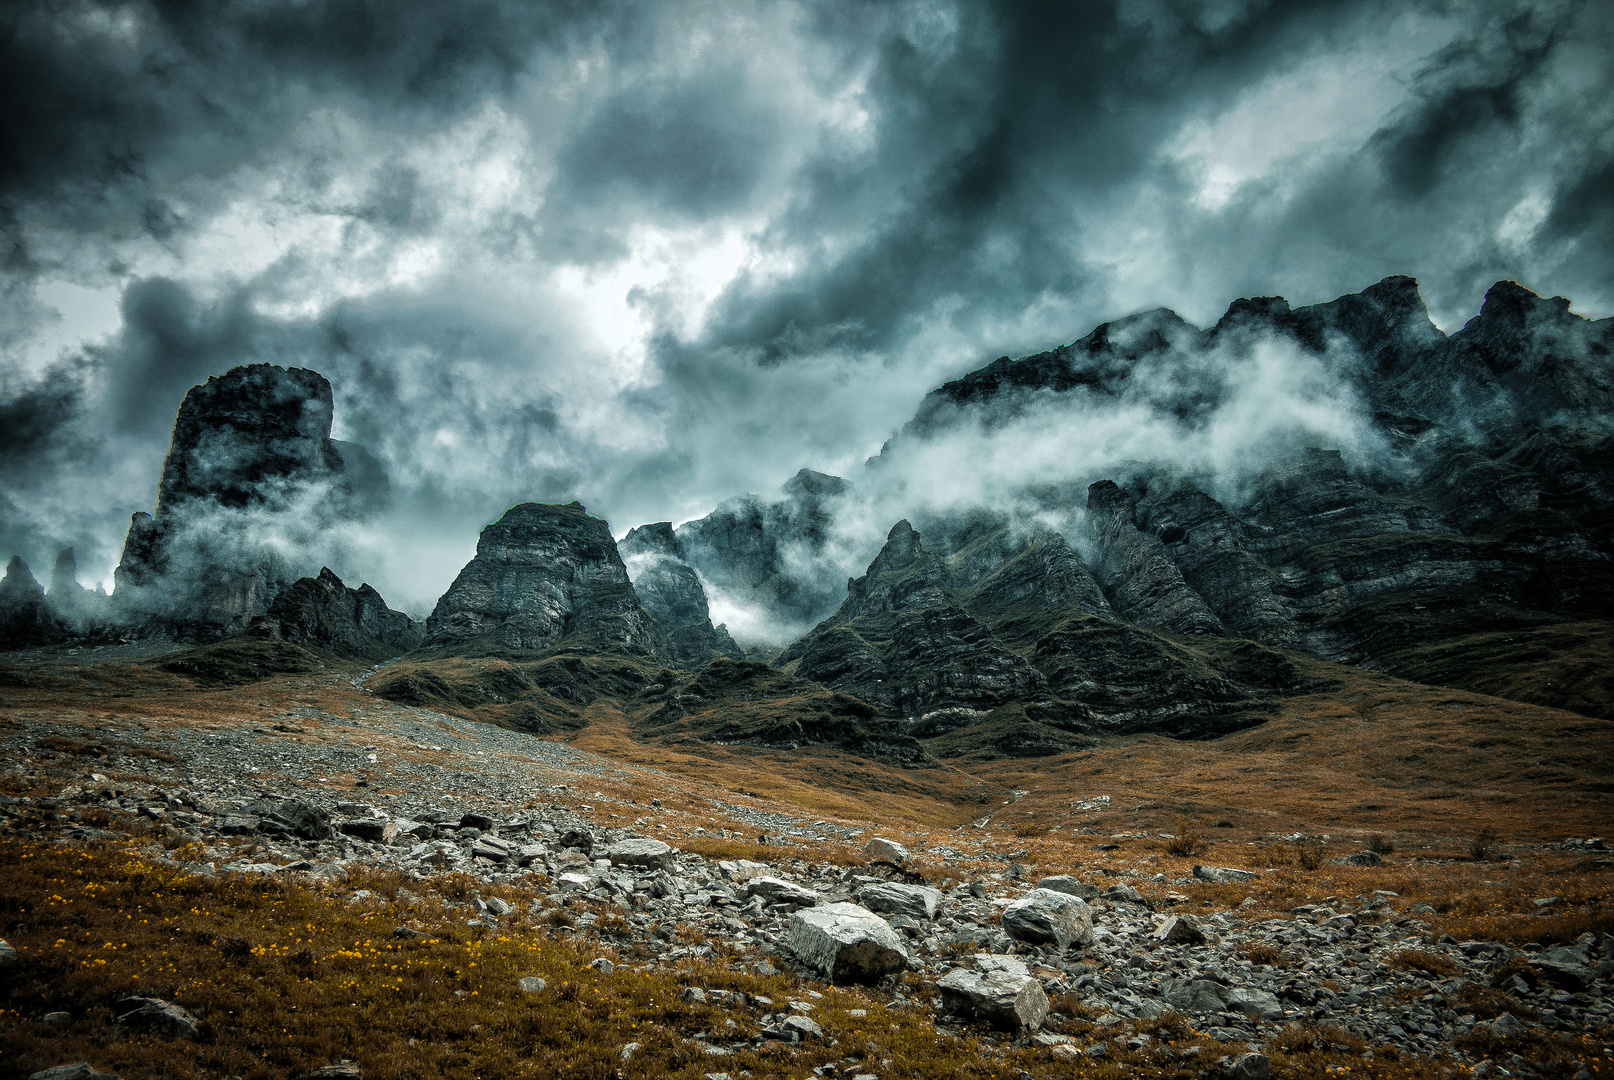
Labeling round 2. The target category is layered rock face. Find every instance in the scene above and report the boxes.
[266,568,422,661]
[774,518,1290,749]
[113,364,378,641]
[674,468,853,636]
[739,277,1614,741]
[619,522,743,668]
[424,502,664,659]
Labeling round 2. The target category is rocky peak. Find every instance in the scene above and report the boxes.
[620,521,741,669]
[266,567,422,661]
[780,468,850,504]
[155,364,345,516]
[424,501,664,658]
[0,556,68,647]
[619,521,685,561]
[866,520,924,576]
[1,556,44,603]
[48,548,83,599]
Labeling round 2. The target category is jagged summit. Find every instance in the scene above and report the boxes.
[424,501,664,658]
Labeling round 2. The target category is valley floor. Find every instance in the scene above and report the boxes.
[0,651,1611,1080]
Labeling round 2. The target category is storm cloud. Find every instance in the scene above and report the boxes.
[2,0,1610,613]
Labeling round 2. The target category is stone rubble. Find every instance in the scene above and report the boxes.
[4,708,1611,1072]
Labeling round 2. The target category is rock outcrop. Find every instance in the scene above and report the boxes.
[0,557,69,648]
[424,502,664,659]
[619,522,743,668]
[112,364,383,642]
[775,518,1293,746]
[265,568,422,661]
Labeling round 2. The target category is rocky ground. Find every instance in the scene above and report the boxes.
[4,683,1609,1080]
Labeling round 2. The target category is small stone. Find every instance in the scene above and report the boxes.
[857,881,942,920]
[28,1067,119,1080]
[559,828,594,852]
[865,837,910,864]
[393,926,426,939]
[460,812,495,831]
[1225,987,1284,1021]
[112,997,200,1040]
[620,1042,640,1061]
[308,1063,362,1080]
[1343,850,1382,866]
[1153,915,1206,945]
[1220,1053,1272,1080]
[780,1015,825,1041]
[746,876,820,907]
[1050,1044,1080,1060]
[1490,1012,1527,1038]
[682,987,708,1003]
[42,1012,72,1025]
[605,838,674,871]
[518,977,547,993]
[0,938,17,963]
[1035,875,1098,900]
[1084,1042,1110,1058]
[1193,865,1259,884]
[485,897,512,915]
[590,958,615,973]
[339,819,398,845]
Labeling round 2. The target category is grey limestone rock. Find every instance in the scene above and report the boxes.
[1154,914,1207,945]
[864,837,909,864]
[619,522,743,669]
[1001,888,1094,948]
[938,956,1051,1031]
[424,501,664,658]
[113,996,200,1040]
[1220,1052,1273,1080]
[856,881,941,920]
[605,838,674,871]
[29,1067,121,1080]
[1036,875,1098,899]
[787,902,908,983]
[746,876,819,907]
[1194,865,1259,884]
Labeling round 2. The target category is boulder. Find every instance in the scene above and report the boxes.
[245,797,333,841]
[745,877,819,907]
[1154,915,1207,945]
[938,962,1051,1031]
[787,902,909,983]
[865,837,910,864]
[1001,888,1094,948]
[1341,850,1382,867]
[1164,978,1229,1013]
[1225,987,1284,1021]
[339,819,399,845]
[112,997,200,1040]
[558,828,593,852]
[1101,883,1150,906]
[1489,1012,1527,1038]
[1193,865,1258,884]
[605,838,674,871]
[1220,1052,1273,1080]
[857,881,942,920]
[1035,875,1098,900]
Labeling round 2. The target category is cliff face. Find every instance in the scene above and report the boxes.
[112,364,376,642]
[751,276,1614,745]
[619,522,743,669]
[424,502,664,659]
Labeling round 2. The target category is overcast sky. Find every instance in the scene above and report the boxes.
[2,0,1611,610]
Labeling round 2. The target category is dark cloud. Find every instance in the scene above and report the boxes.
[1,0,1611,609]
